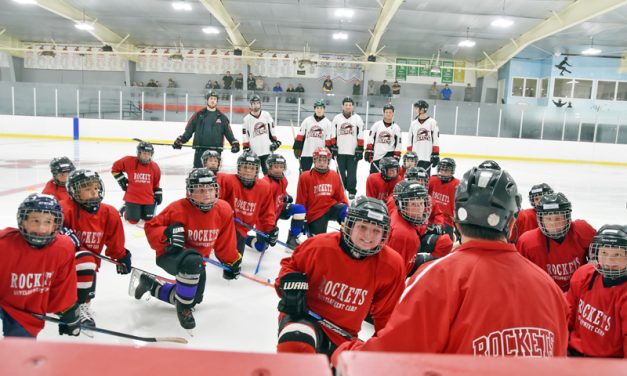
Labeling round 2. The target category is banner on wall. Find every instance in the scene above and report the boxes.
[24,45,127,71]
[136,48,243,74]
[394,58,469,82]
[250,52,293,78]
[317,53,362,81]
[441,61,454,83]
[453,61,465,83]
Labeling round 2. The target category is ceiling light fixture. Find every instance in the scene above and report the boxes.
[458,27,476,48]
[13,0,38,4]
[491,18,513,28]
[172,1,192,11]
[335,8,354,18]
[202,26,220,34]
[75,22,94,31]
[582,38,601,55]
[332,32,348,40]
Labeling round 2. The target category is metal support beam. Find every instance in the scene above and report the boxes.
[0,29,25,58]
[477,0,627,75]
[365,0,403,56]
[199,0,249,51]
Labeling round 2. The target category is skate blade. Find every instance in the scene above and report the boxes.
[185,329,195,337]
[81,329,95,338]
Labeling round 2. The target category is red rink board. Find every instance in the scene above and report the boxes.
[0,339,332,376]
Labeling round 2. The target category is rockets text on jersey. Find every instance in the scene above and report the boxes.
[308,125,325,139]
[546,258,582,284]
[133,172,152,184]
[10,271,54,295]
[253,122,268,137]
[234,197,257,217]
[187,228,220,249]
[576,299,612,336]
[473,327,556,356]
[414,128,431,142]
[431,191,450,206]
[313,184,333,196]
[76,230,104,251]
[339,122,355,136]
[316,276,369,313]
[377,131,393,145]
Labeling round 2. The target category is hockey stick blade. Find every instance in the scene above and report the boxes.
[33,314,188,344]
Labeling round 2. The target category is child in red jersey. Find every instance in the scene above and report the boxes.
[262,153,307,249]
[42,156,75,203]
[201,150,226,190]
[141,168,241,330]
[366,157,402,201]
[567,225,626,358]
[427,157,460,241]
[508,183,553,243]
[0,194,80,338]
[112,141,162,225]
[61,169,132,328]
[517,192,596,292]
[275,196,405,356]
[296,147,349,235]
[399,151,418,179]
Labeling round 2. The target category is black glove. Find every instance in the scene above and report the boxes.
[231,142,240,153]
[172,136,184,150]
[365,150,374,163]
[222,254,242,280]
[164,222,185,253]
[427,223,443,235]
[267,227,279,247]
[355,147,364,161]
[431,153,440,167]
[294,149,302,159]
[393,152,401,161]
[243,146,251,153]
[116,249,132,275]
[329,145,338,158]
[60,227,80,252]
[283,195,294,204]
[277,272,308,318]
[113,173,128,191]
[58,304,81,336]
[153,188,163,205]
[414,253,436,270]
[270,140,282,152]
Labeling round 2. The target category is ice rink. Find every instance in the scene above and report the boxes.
[0,137,625,352]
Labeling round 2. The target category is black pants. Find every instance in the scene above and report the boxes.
[299,157,313,172]
[308,203,346,235]
[370,152,395,174]
[259,154,269,175]
[337,154,357,195]
[236,232,246,256]
[156,249,206,304]
[194,148,223,168]
[124,202,155,222]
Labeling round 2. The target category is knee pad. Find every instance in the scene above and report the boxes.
[289,204,306,221]
[277,320,319,354]
[75,254,97,303]
[178,250,203,275]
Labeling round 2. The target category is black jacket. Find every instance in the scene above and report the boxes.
[179,108,237,148]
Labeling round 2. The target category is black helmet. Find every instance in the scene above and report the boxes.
[17,193,63,248]
[343,196,391,259]
[402,151,418,167]
[588,224,627,281]
[393,181,432,225]
[49,156,76,185]
[136,141,154,165]
[342,96,354,105]
[201,150,221,173]
[266,153,287,180]
[67,169,104,214]
[404,166,429,186]
[536,192,572,239]
[186,168,219,212]
[414,100,429,112]
[528,183,553,208]
[437,158,456,182]
[313,99,326,109]
[383,104,395,112]
[454,167,521,234]
[250,94,261,104]
[237,151,260,188]
[205,90,219,100]
[478,160,501,170]
[379,157,400,182]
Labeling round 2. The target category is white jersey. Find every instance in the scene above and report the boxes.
[242,110,276,157]
[295,116,333,157]
[367,121,402,161]
[332,113,364,155]
[408,116,440,161]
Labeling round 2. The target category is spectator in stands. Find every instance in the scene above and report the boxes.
[205,80,213,90]
[379,80,391,97]
[167,78,176,89]
[295,83,305,104]
[352,79,362,106]
[235,73,244,90]
[392,80,401,97]
[256,75,269,102]
[440,84,452,101]
[322,76,334,94]
[147,79,157,88]
[273,82,283,94]
[429,82,439,99]
[286,84,296,104]
[138,81,144,87]
[222,71,233,90]
[464,83,473,102]
[131,81,138,87]
[212,81,221,90]
[248,73,257,91]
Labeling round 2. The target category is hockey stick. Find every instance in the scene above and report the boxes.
[233,217,291,250]
[76,250,176,284]
[203,257,274,287]
[307,311,354,340]
[132,138,223,151]
[32,313,188,344]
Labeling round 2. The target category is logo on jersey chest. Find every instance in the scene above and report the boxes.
[77,231,104,250]
[316,277,369,312]
[377,131,392,144]
[252,122,268,137]
[473,327,555,356]
[432,191,450,205]
[234,198,257,216]
[339,123,354,135]
[133,172,152,184]
[307,125,324,139]
[577,299,612,335]
[10,272,54,295]
[313,184,333,196]
[187,228,219,248]
[546,258,581,281]
[414,128,431,141]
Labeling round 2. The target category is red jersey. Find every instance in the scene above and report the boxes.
[335,240,569,357]
[509,208,538,243]
[144,198,238,263]
[428,176,459,227]
[216,171,227,198]
[220,174,276,237]
[42,180,70,203]
[366,173,401,201]
[111,156,161,205]
[262,175,289,219]
[61,200,126,265]
[296,169,348,223]
[276,232,405,345]
[387,206,453,275]
[516,220,596,292]
[0,229,77,336]
[567,263,626,357]
[399,166,406,180]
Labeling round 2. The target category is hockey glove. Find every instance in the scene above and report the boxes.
[430,153,440,168]
[270,140,282,152]
[277,272,308,318]
[283,194,294,204]
[364,150,374,163]
[252,234,268,252]
[164,222,185,253]
[231,141,240,154]
[113,172,128,191]
[408,253,436,277]
[293,149,302,159]
[267,227,280,247]
[116,249,132,275]
[153,188,163,205]
[393,151,401,161]
[172,136,184,150]
[222,254,242,280]
[329,145,339,158]
[355,147,364,161]
[60,227,80,252]
[58,303,81,336]
[427,223,443,235]
[243,146,251,153]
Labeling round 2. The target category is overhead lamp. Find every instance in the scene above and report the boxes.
[332,32,348,40]
[75,22,94,31]
[202,26,220,34]
[335,8,354,18]
[458,27,476,48]
[491,18,513,28]
[172,1,192,11]
[13,0,38,4]
[582,38,601,55]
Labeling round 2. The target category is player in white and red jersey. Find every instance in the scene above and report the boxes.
[428,157,460,241]
[399,151,418,179]
[221,151,278,256]
[296,147,349,235]
[112,141,162,225]
[508,183,553,243]
[330,97,364,200]
[61,169,131,328]
[365,104,402,174]
[567,225,626,357]
[141,168,241,330]
[293,99,333,172]
[388,181,453,277]
[0,194,80,338]
[408,100,440,174]
[332,167,569,361]
[366,157,402,201]
[242,95,281,175]
[275,196,405,356]
[262,154,307,249]
[516,192,596,292]
[42,156,75,203]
